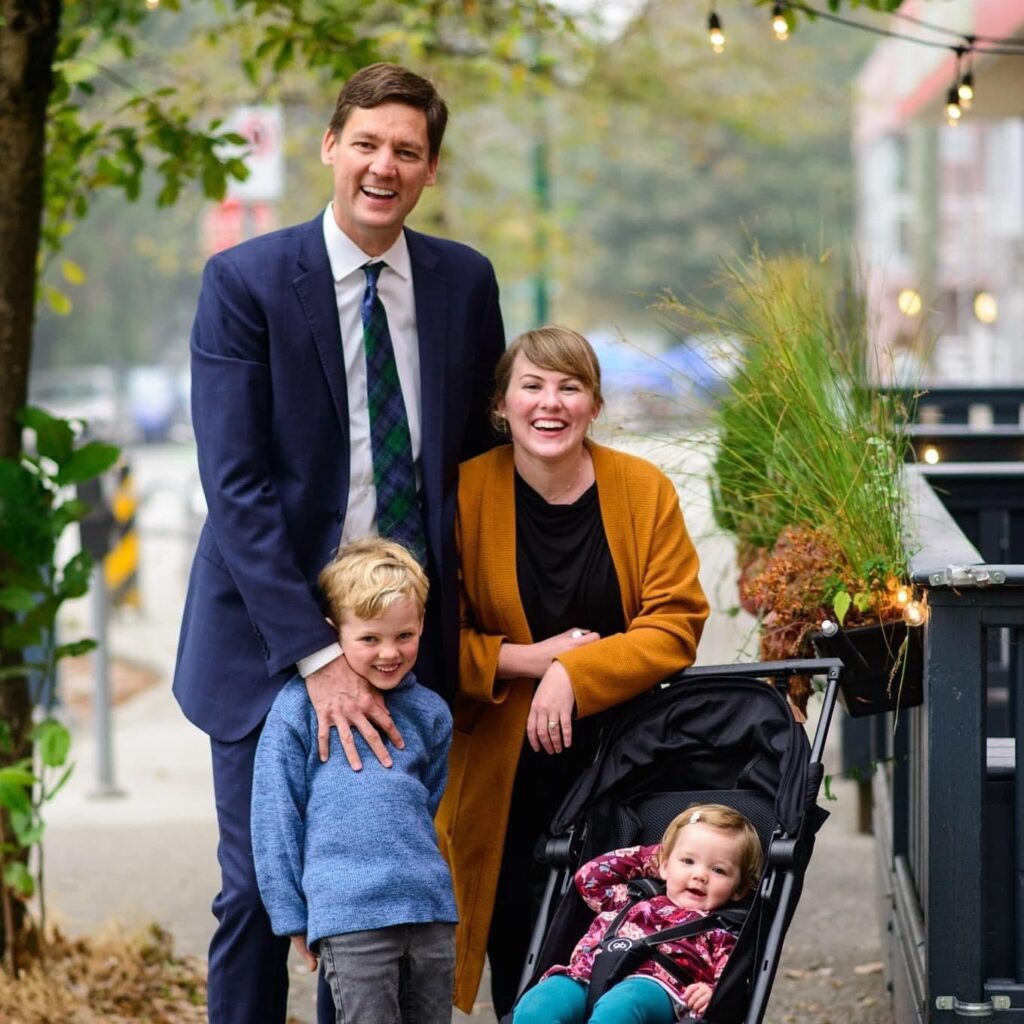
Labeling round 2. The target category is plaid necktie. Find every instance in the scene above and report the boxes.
[361,262,426,564]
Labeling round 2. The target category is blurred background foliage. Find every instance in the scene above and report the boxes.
[32,0,872,370]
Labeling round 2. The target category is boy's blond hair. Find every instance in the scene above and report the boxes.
[660,802,763,895]
[318,538,428,623]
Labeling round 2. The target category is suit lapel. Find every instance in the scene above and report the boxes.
[407,230,448,529]
[293,217,350,439]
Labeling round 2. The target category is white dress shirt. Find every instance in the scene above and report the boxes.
[296,204,423,678]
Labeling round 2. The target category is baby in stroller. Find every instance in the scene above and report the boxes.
[513,804,762,1024]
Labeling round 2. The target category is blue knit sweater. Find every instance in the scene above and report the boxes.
[251,673,457,944]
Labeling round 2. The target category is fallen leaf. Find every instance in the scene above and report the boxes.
[853,961,884,976]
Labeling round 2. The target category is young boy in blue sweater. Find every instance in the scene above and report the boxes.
[251,537,457,1023]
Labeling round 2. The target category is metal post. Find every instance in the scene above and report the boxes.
[1014,621,1024,983]
[89,561,123,798]
[530,29,551,326]
[927,592,985,1016]
[909,122,938,361]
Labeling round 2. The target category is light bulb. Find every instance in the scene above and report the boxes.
[946,86,962,125]
[958,72,974,109]
[903,600,926,627]
[973,291,998,324]
[923,446,940,465]
[772,4,789,40]
[897,289,922,317]
[895,585,912,606]
[708,12,726,53]
[145,0,160,8]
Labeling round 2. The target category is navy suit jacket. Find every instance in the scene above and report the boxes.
[173,214,504,742]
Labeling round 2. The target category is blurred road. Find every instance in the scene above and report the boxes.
[45,434,889,1024]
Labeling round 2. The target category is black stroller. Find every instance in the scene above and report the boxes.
[506,658,843,1024]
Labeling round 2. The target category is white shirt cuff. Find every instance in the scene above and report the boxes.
[296,643,343,678]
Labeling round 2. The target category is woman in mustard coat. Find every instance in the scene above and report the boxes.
[436,326,709,1016]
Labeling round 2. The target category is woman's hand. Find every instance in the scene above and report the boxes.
[527,660,577,755]
[497,627,600,680]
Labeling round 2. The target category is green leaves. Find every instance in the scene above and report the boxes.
[0,587,38,614]
[56,638,98,659]
[55,440,120,486]
[35,720,72,769]
[3,863,35,900]
[833,590,851,627]
[0,410,105,928]
[20,406,74,464]
[0,719,74,912]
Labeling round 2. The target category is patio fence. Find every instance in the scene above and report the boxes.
[872,387,1024,1022]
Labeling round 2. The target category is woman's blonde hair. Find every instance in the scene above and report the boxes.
[318,538,428,622]
[490,325,603,432]
[660,802,763,895]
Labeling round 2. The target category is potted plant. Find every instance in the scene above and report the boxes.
[661,252,923,717]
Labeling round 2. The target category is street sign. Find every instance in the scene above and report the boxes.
[223,104,284,202]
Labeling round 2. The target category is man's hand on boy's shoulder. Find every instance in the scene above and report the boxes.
[305,655,405,769]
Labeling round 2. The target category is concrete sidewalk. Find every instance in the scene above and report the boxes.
[44,436,890,1023]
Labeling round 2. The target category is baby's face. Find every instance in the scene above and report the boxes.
[658,822,745,912]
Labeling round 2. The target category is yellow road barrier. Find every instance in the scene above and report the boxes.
[104,462,140,608]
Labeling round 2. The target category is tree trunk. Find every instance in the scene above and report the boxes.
[0,0,60,457]
[0,0,62,965]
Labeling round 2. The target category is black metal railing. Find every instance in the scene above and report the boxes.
[882,386,1024,427]
[876,462,1024,1022]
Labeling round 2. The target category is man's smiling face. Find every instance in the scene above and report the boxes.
[321,102,438,257]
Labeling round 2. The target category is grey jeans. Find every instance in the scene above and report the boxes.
[320,921,455,1024]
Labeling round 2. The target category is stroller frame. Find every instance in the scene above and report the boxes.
[513,657,843,1024]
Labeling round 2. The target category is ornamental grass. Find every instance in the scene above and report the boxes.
[660,251,916,704]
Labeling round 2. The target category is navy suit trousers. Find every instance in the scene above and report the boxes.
[208,727,336,1024]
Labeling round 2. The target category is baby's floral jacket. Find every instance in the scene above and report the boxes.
[541,844,737,1018]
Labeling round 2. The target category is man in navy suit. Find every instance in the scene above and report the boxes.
[173,63,504,1023]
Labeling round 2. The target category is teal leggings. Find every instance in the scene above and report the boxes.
[512,974,676,1024]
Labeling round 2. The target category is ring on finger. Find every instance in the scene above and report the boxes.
[547,720,559,729]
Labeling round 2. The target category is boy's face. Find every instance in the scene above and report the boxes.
[659,822,746,912]
[338,597,423,691]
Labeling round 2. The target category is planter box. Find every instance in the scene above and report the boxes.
[810,620,923,717]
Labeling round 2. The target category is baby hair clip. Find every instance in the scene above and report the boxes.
[689,812,702,824]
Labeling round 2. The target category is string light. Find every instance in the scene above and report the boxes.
[957,39,976,112]
[145,0,160,7]
[897,288,922,317]
[772,3,790,42]
[958,70,975,108]
[945,85,962,126]
[973,291,998,324]
[903,600,926,627]
[894,585,912,606]
[771,0,1024,119]
[708,10,726,54]
[923,446,941,465]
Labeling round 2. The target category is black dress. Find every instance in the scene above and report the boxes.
[487,473,625,1016]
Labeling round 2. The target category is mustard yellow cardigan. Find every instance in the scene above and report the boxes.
[436,440,709,1010]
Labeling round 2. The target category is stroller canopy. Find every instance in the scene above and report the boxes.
[550,673,818,842]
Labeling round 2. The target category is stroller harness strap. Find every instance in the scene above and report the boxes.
[583,881,745,1017]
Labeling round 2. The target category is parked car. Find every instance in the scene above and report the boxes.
[29,365,127,443]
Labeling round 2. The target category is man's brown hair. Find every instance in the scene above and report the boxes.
[328,63,449,161]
